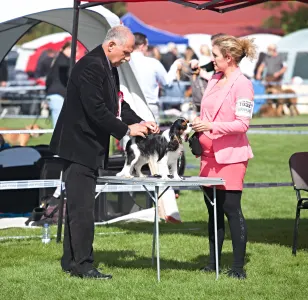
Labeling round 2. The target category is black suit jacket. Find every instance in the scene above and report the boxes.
[50,45,143,170]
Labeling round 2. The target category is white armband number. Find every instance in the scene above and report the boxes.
[235,98,254,119]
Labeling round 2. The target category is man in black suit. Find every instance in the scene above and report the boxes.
[50,25,159,280]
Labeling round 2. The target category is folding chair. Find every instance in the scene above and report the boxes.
[289,152,308,255]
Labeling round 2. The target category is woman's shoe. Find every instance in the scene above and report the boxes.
[227,269,246,280]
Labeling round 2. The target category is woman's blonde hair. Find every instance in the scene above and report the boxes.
[212,35,257,64]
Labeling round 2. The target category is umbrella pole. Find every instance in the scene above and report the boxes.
[70,0,81,74]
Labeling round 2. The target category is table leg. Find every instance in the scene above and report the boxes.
[213,186,219,280]
[152,204,156,266]
[154,185,160,281]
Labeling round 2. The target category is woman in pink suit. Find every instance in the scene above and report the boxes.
[192,35,257,279]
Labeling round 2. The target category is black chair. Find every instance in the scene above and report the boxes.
[289,152,308,255]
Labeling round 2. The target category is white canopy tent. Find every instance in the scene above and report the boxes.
[276,29,308,83]
[0,0,155,122]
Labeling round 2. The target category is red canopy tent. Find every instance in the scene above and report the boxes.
[25,37,86,74]
[84,0,306,13]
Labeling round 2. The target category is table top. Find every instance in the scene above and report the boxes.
[97,176,225,187]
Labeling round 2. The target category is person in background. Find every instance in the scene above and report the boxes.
[35,49,56,78]
[50,25,159,280]
[191,33,227,80]
[0,134,11,150]
[199,44,212,67]
[0,59,8,87]
[0,134,4,148]
[160,42,178,71]
[256,44,287,82]
[146,45,162,61]
[130,32,182,124]
[46,42,71,128]
[192,34,257,280]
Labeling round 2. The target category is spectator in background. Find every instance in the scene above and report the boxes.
[35,49,56,78]
[0,134,4,148]
[256,44,287,82]
[0,59,8,87]
[146,45,161,61]
[191,33,227,76]
[253,52,266,80]
[0,134,11,150]
[178,46,199,82]
[184,46,198,62]
[130,33,182,124]
[199,44,212,67]
[46,42,71,128]
[161,42,178,71]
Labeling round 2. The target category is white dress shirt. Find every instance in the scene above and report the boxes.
[129,51,178,105]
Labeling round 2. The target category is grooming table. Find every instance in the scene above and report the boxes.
[96,176,225,281]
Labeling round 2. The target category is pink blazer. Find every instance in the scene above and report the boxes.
[200,67,254,164]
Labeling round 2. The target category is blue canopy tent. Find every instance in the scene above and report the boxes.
[121,13,188,45]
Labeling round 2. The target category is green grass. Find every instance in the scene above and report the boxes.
[1,116,308,299]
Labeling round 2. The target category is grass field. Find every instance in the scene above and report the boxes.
[1,116,308,300]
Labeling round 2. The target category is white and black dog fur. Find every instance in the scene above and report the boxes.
[116,118,192,179]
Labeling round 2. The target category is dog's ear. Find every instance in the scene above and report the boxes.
[168,137,179,151]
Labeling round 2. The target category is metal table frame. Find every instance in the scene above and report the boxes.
[96,176,225,281]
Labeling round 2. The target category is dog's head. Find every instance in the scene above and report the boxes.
[25,124,43,138]
[169,118,192,143]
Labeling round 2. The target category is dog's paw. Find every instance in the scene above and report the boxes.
[124,174,134,179]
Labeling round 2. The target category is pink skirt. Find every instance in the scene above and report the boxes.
[199,133,248,191]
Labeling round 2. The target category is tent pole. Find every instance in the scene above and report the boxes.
[70,0,81,74]
[218,0,269,13]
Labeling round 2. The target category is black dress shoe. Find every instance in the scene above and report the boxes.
[227,269,246,280]
[71,268,112,280]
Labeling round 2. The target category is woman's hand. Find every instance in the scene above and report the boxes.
[192,117,212,132]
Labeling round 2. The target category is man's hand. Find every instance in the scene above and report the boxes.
[143,121,160,134]
[192,116,212,132]
[273,72,280,79]
[128,124,149,138]
[174,58,184,71]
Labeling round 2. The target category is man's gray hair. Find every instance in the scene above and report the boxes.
[104,25,134,45]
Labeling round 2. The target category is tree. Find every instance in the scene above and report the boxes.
[104,2,127,17]
[17,23,64,45]
[15,3,127,45]
[262,2,308,34]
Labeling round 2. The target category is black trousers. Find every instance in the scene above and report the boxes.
[61,161,97,274]
[203,187,247,270]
